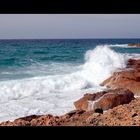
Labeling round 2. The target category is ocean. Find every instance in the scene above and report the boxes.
[0,39,140,121]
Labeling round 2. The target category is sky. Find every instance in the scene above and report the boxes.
[0,14,140,39]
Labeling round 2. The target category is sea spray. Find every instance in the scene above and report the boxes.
[80,45,126,85]
[0,45,127,101]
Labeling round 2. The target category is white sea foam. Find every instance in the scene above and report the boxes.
[0,45,139,122]
[109,44,128,48]
[109,44,140,48]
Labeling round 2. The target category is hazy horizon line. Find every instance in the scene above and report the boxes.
[0,38,140,40]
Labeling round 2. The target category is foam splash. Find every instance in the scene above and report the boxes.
[81,45,126,85]
[109,44,128,48]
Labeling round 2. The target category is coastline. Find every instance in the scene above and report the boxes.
[1,55,140,126]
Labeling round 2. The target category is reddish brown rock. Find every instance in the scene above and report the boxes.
[92,98,140,126]
[101,70,140,96]
[127,59,140,69]
[74,88,134,112]
[0,114,55,126]
[30,114,54,126]
[92,89,134,111]
[100,59,140,95]
[74,91,108,111]
[128,43,140,47]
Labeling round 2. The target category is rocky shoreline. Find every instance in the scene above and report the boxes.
[1,97,140,126]
[1,58,140,126]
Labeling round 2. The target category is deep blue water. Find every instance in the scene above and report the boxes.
[0,39,140,80]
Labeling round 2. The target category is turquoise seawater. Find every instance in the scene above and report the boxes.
[0,39,140,81]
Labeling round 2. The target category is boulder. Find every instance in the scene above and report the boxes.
[74,91,108,111]
[74,88,134,112]
[92,89,134,111]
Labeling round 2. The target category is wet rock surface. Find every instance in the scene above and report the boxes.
[101,59,140,96]
[74,89,134,111]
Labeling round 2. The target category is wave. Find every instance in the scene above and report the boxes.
[0,45,139,121]
[0,45,127,100]
[108,44,128,48]
[109,44,140,48]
